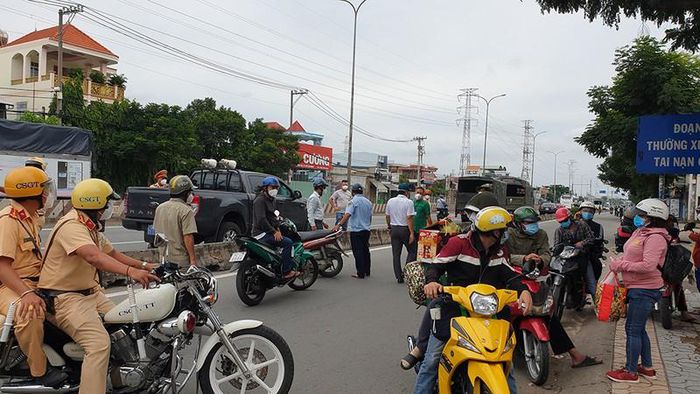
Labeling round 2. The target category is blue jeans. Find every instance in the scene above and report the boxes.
[625,288,661,373]
[260,233,294,274]
[585,262,597,296]
[335,212,347,230]
[414,334,518,394]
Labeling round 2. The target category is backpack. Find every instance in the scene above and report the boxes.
[662,244,693,285]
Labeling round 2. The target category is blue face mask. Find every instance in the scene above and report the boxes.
[499,230,510,245]
[524,223,539,235]
[633,215,647,228]
[560,219,571,229]
[581,212,594,221]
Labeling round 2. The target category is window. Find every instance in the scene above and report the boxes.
[277,182,292,199]
[506,184,526,197]
[227,172,243,192]
[215,172,227,190]
[30,62,39,77]
[248,175,266,192]
[199,172,215,189]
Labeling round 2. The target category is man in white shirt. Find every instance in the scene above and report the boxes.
[385,185,416,283]
[307,178,329,230]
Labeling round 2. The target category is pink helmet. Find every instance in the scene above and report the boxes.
[555,207,571,222]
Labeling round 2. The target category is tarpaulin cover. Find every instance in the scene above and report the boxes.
[0,119,92,156]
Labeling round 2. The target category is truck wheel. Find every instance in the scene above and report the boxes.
[217,221,241,243]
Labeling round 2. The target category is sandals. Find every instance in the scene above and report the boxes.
[400,353,422,370]
[572,355,603,369]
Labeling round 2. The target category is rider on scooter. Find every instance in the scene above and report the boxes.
[506,206,602,369]
[554,207,595,307]
[579,201,604,299]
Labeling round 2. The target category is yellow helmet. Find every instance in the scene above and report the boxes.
[474,206,512,232]
[25,157,48,171]
[71,178,120,210]
[3,167,50,198]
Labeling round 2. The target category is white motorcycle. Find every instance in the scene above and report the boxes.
[0,234,294,393]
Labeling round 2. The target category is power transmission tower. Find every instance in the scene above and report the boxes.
[414,136,427,186]
[457,88,479,176]
[520,120,534,180]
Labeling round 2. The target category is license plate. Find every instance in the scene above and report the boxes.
[147,225,155,236]
[230,252,247,262]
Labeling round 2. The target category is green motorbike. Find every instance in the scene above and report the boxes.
[232,218,319,306]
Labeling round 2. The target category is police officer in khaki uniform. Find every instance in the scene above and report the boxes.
[153,175,198,267]
[0,167,67,387]
[39,178,159,394]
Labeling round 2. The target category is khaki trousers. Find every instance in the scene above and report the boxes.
[0,281,47,377]
[50,291,115,394]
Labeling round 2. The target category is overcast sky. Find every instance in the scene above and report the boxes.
[2,0,667,195]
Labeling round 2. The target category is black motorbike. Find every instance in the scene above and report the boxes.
[548,244,588,321]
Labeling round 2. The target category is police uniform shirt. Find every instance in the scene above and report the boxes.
[153,198,198,266]
[0,201,42,282]
[38,210,113,291]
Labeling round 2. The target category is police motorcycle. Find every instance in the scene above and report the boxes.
[0,234,294,394]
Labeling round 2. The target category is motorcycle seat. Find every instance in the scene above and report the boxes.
[298,229,334,242]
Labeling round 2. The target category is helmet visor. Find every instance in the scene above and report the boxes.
[100,202,115,221]
[42,179,57,210]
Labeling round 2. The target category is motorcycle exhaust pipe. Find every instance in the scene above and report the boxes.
[255,265,276,278]
[0,384,77,393]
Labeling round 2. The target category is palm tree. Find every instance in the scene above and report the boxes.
[108,73,127,88]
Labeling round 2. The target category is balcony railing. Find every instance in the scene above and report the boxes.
[24,76,38,83]
[10,79,23,85]
[53,74,125,101]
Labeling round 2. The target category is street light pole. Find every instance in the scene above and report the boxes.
[339,0,368,185]
[547,150,564,202]
[530,131,547,186]
[476,94,506,173]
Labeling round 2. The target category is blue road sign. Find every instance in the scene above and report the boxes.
[636,114,700,175]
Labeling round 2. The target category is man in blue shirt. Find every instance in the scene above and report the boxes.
[334,183,373,278]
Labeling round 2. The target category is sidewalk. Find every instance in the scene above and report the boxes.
[611,282,700,394]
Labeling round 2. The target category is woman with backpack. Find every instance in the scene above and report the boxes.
[666,216,696,322]
[606,198,670,383]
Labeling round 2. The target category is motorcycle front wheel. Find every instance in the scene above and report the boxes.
[288,256,319,290]
[198,325,294,394]
[522,331,549,386]
[318,251,343,278]
[236,260,267,306]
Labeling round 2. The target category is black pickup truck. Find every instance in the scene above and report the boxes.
[122,169,309,244]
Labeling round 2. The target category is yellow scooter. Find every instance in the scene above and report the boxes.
[437,284,519,393]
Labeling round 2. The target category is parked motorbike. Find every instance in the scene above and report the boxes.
[548,244,587,321]
[0,234,294,393]
[406,284,519,393]
[510,261,554,386]
[232,218,319,306]
[299,229,347,278]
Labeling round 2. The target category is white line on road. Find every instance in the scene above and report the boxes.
[106,244,393,299]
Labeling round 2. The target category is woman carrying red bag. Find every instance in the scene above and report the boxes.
[606,198,670,384]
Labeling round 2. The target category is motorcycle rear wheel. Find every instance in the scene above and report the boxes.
[288,257,319,290]
[236,260,267,306]
[523,331,549,386]
[659,295,673,329]
[318,251,343,278]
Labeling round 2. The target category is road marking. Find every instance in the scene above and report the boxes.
[105,244,393,298]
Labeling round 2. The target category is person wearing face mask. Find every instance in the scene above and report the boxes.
[308,178,329,231]
[579,201,604,298]
[153,175,199,267]
[0,167,69,387]
[607,198,670,384]
[149,169,168,189]
[554,207,594,250]
[408,187,433,262]
[253,177,297,279]
[330,180,352,230]
[39,178,159,394]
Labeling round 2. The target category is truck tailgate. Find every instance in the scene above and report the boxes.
[124,187,170,220]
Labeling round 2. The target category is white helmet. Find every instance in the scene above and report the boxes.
[580,201,596,209]
[635,198,669,220]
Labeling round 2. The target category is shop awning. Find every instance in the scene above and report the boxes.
[384,182,398,191]
[369,178,388,192]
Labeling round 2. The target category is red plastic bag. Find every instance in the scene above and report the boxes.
[595,271,627,322]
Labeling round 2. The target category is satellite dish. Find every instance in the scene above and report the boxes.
[0,29,8,47]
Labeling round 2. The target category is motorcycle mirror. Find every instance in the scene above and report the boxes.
[153,233,169,248]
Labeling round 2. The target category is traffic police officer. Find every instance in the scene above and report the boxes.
[0,167,67,387]
[39,178,158,394]
[153,175,199,267]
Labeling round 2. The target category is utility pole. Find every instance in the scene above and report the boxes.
[289,89,308,128]
[56,4,84,124]
[457,88,478,176]
[413,136,427,186]
[475,93,506,172]
[566,159,577,196]
[530,131,547,186]
[547,150,564,202]
[520,120,534,181]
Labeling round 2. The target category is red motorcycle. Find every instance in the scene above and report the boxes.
[509,261,554,386]
[299,229,347,278]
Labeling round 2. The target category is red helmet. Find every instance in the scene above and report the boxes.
[555,207,571,222]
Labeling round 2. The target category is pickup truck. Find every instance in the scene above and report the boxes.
[122,169,309,244]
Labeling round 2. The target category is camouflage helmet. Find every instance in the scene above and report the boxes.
[169,175,194,195]
[513,206,539,223]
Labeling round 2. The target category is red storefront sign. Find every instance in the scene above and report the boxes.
[297,143,333,170]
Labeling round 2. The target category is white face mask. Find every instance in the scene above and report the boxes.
[341,185,349,191]
[100,203,114,221]
[159,178,167,186]
[268,188,279,198]
[186,193,194,204]
[425,196,430,202]
[415,193,423,200]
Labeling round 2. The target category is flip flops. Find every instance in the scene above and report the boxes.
[572,355,603,369]
[400,353,422,370]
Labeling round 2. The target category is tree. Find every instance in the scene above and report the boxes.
[543,184,570,201]
[430,179,447,196]
[242,119,300,177]
[18,112,60,125]
[108,73,127,88]
[184,98,248,162]
[48,70,85,126]
[535,1,700,51]
[575,36,700,199]
[89,70,106,84]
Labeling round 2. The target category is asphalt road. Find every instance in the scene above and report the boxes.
[102,213,620,393]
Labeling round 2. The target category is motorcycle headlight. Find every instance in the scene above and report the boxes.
[457,335,481,354]
[470,292,498,316]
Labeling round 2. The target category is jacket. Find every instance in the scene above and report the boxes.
[505,227,552,267]
[610,227,670,289]
[689,231,700,268]
[554,220,594,247]
[252,194,279,236]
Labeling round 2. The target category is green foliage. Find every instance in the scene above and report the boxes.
[60,74,85,126]
[243,119,300,178]
[184,98,248,161]
[543,184,570,201]
[575,36,700,199]
[67,68,83,80]
[399,174,409,184]
[107,73,127,88]
[18,112,60,125]
[535,1,700,51]
[430,179,446,196]
[89,70,106,84]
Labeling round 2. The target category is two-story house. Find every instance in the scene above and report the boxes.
[0,24,123,119]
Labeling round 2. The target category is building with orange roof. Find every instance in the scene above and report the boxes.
[0,24,123,119]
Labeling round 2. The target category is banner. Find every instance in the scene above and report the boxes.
[297,143,332,171]
[636,114,700,174]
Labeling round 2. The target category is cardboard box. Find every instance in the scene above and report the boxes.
[418,229,441,262]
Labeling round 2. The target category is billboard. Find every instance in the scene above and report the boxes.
[636,114,700,174]
[297,143,332,171]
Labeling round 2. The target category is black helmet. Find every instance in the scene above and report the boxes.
[351,183,363,193]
